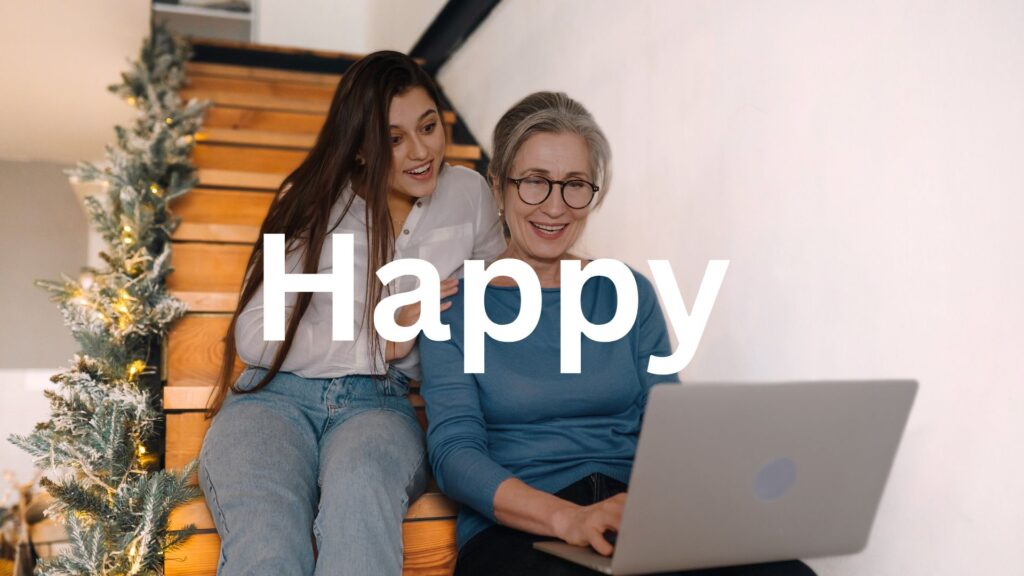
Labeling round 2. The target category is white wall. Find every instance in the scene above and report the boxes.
[0,160,88,482]
[0,1,149,164]
[255,0,446,54]
[439,1,1024,574]
[367,0,448,53]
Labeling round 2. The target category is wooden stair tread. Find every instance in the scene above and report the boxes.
[197,168,285,190]
[171,291,240,313]
[165,386,425,411]
[187,61,342,87]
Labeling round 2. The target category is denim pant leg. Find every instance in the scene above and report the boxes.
[313,371,428,576]
[199,369,323,576]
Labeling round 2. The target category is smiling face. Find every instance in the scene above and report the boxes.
[387,86,446,200]
[502,131,594,266]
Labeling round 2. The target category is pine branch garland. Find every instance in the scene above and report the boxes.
[8,22,208,576]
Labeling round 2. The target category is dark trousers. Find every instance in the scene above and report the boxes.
[455,473,817,576]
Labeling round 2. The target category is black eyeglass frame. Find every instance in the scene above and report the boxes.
[506,175,600,209]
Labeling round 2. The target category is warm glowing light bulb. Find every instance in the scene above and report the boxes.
[128,360,146,379]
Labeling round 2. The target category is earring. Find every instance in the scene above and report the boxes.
[356,155,366,166]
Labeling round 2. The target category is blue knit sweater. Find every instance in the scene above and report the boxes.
[418,268,680,549]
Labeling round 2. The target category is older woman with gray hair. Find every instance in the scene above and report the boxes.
[419,92,814,575]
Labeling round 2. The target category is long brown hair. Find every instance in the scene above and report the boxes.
[208,51,447,416]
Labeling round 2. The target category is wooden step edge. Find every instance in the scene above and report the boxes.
[198,169,285,190]
[164,386,216,411]
[165,385,424,410]
[186,61,341,87]
[172,222,261,244]
[171,290,241,313]
[168,492,457,532]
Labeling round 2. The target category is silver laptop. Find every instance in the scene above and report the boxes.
[534,380,917,575]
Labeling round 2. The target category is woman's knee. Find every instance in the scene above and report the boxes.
[319,410,428,507]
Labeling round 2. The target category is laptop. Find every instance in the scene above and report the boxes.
[534,380,917,575]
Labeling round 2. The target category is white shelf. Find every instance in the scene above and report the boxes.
[153,3,252,22]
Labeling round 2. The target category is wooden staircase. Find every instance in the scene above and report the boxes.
[164,43,476,575]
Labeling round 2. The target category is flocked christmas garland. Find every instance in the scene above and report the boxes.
[10,23,207,576]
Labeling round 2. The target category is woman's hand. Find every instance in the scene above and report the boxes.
[385,278,459,361]
[550,493,627,556]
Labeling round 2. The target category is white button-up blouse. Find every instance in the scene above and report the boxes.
[234,164,506,379]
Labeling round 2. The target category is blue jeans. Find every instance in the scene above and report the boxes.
[199,367,428,576]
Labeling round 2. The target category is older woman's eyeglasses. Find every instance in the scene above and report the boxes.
[507,175,599,209]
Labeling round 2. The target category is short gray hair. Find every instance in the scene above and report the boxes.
[488,91,612,210]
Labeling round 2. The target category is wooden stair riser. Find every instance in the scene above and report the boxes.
[168,243,251,294]
[194,143,306,174]
[202,106,325,134]
[168,494,457,533]
[187,75,337,103]
[186,62,342,87]
[193,143,480,174]
[167,315,240,389]
[200,106,456,140]
[171,188,274,244]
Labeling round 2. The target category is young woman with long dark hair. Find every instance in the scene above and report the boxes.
[198,51,504,576]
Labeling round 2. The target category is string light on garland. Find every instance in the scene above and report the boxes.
[136,443,159,470]
[79,269,95,289]
[70,290,89,307]
[127,359,147,380]
[164,116,174,126]
[148,183,163,197]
